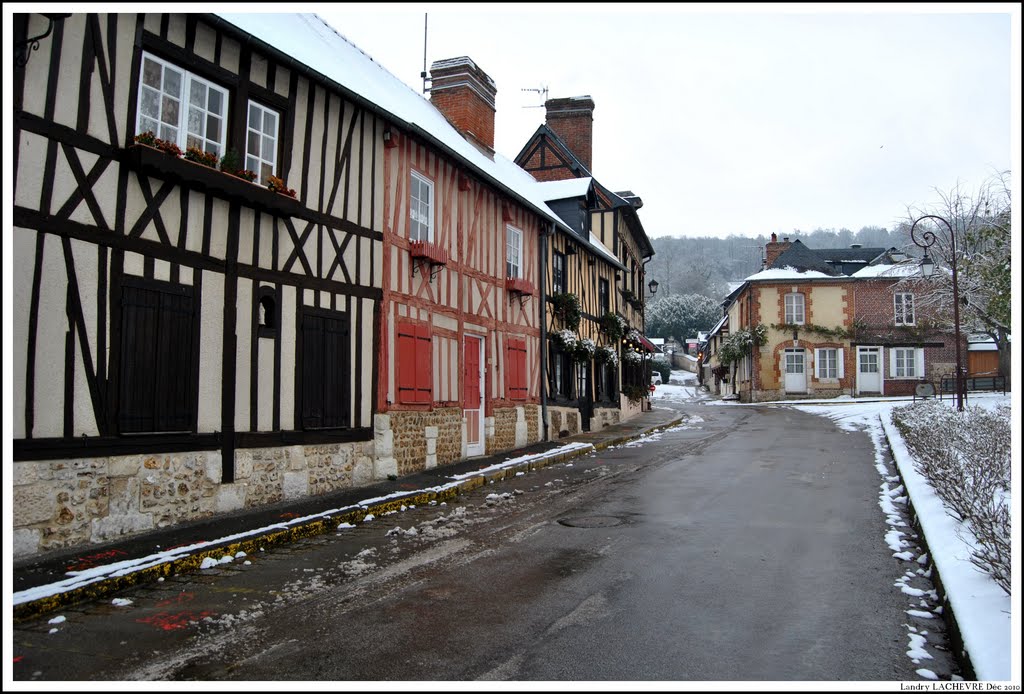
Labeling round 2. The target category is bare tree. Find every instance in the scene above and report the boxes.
[899,170,1012,380]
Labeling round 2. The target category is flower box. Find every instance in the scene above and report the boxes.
[505,277,534,296]
[409,240,449,266]
[124,144,302,217]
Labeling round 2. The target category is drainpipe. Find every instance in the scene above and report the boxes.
[539,222,553,440]
[641,256,653,411]
[748,287,755,403]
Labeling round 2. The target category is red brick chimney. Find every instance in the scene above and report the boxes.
[545,96,595,172]
[429,57,496,151]
[764,232,792,268]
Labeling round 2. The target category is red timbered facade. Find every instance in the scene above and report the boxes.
[375,57,556,473]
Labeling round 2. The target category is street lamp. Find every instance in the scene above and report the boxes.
[909,214,964,411]
[648,279,659,296]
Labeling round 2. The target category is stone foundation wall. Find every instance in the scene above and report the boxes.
[548,406,581,439]
[590,406,621,431]
[746,387,848,403]
[526,404,540,444]
[489,407,517,454]
[385,408,463,476]
[11,440,373,560]
[487,404,540,454]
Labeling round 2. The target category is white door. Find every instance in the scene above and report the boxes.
[784,349,806,393]
[857,347,882,394]
[463,335,484,457]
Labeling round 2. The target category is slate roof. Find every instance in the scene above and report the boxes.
[767,240,898,277]
[768,240,841,276]
[516,124,655,257]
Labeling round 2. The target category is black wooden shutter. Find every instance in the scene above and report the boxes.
[118,282,195,433]
[301,309,350,429]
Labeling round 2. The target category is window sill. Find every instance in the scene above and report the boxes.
[125,145,304,217]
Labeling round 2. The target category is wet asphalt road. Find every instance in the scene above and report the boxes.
[12,401,959,682]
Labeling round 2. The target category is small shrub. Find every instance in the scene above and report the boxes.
[892,400,1011,594]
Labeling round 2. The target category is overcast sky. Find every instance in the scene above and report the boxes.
[313,3,1017,240]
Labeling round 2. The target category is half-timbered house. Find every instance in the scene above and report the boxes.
[373,55,582,471]
[11,12,388,558]
[11,13,591,557]
[516,98,657,431]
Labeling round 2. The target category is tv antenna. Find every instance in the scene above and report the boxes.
[420,14,430,94]
[521,85,548,107]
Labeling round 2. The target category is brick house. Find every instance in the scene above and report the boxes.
[712,234,964,402]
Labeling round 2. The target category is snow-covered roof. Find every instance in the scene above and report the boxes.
[537,177,593,202]
[706,313,729,339]
[215,13,572,234]
[744,267,836,281]
[850,263,922,279]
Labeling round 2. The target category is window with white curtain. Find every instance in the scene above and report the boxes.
[784,292,805,324]
[894,293,915,326]
[815,347,844,379]
[409,171,434,242]
[137,51,228,158]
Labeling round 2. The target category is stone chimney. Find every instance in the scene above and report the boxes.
[764,232,792,268]
[429,57,497,151]
[545,96,595,172]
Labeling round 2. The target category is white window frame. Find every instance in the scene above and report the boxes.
[784,292,805,324]
[889,347,923,379]
[409,170,434,242]
[246,100,280,185]
[136,51,228,158]
[815,347,844,380]
[894,292,916,326]
[506,225,523,279]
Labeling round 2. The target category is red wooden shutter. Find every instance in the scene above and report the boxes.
[508,338,527,400]
[397,322,417,403]
[415,324,433,403]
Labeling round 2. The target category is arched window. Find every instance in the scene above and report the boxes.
[257,286,278,338]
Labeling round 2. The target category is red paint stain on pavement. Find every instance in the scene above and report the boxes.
[136,610,217,631]
[155,592,195,608]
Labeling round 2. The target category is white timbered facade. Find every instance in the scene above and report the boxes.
[11,12,383,558]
